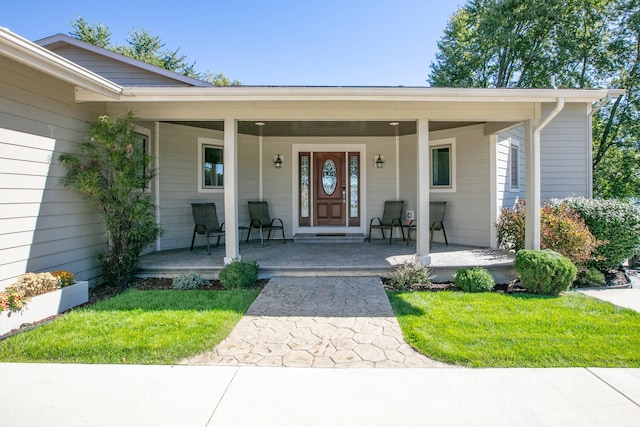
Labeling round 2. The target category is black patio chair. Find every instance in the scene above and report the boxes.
[429,201,448,247]
[190,203,225,254]
[246,201,285,246]
[368,200,405,244]
[406,201,448,248]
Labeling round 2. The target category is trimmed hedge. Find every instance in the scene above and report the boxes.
[514,249,577,295]
[554,198,640,271]
[219,260,259,289]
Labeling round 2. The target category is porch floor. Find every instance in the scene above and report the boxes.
[138,240,516,283]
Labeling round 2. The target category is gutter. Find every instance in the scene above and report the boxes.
[0,27,122,99]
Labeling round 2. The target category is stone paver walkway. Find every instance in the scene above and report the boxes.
[180,276,448,368]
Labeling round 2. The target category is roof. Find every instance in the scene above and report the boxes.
[35,33,211,88]
[0,26,121,98]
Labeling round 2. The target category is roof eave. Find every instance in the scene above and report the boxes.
[0,27,122,99]
[75,85,625,104]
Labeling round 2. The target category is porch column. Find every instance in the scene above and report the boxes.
[223,118,240,263]
[524,119,541,250]
[415,118,431,264]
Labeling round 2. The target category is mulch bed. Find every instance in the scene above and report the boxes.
[382,267,632,293]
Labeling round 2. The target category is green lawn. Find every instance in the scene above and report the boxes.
[0,289,259,364]
[388,290,640,368]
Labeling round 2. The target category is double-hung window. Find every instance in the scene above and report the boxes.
[198,137,224,192]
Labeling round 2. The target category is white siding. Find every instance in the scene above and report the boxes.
[540,103,590,200]
[428,125,492,247]
[52,45,192,87]
[0,56,106,289]
[497,125,526,210]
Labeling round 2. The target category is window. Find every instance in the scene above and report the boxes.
[430,138,456,192]
[133,126,151,191]
[510,141,520,190]
[198,138,224,192]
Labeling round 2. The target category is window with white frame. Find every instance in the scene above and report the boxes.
[430,138,456,192]
[510,140,520,190]
[198,137,224,192]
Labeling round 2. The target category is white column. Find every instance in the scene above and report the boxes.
[524,119,541,250]
[489,134,498,249]
[415,118,431,264]
[223,118,240,263]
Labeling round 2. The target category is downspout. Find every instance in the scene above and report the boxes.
[525,97,565,250]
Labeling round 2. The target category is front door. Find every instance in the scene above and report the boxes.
[314,152,346,226]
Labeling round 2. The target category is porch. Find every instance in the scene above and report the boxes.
[137,240,516,283]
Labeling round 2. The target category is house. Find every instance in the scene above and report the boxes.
[0,27,624,288]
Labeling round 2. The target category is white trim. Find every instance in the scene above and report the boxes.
[292,144,367,236]
[197,137,224,194]
[395,132,400,200]
[429,137,456,193]
[75,85,624,103]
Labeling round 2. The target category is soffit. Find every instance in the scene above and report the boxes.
[165,120,482,136]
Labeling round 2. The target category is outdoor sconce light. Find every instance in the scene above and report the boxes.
[274,154,283,169]
[375,154,384,169]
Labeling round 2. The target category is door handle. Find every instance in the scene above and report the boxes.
[342,185,346,204]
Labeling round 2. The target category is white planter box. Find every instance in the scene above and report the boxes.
[0,281,88,336]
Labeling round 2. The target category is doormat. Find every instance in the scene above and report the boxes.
[315,233,346,236]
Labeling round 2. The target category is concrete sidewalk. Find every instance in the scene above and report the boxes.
[1,363,639,426]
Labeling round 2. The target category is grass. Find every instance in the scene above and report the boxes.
[0,289,259,364]
[388,290,640,368]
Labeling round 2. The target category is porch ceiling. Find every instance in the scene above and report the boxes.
[165,120,482,136]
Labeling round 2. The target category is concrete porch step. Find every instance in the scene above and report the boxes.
[293,233,365,244]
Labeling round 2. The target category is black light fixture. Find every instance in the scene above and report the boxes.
[274,154,283,169]
[375,154,384,169]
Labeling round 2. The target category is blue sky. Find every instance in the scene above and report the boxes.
[1,0,461,86]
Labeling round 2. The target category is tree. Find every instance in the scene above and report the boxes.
[70,17,111,48]
[59,112,161,289]
[429,0,640,199]
[69,17,238,84]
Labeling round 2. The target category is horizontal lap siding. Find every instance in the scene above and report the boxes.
[157,123,226,250]
[541,103,589,200]
[0,57,106,288]
[497,126,525,211]
[430,125,491,247]
[53,46,191,86]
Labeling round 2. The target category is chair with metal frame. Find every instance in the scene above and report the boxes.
[190,203,225,254]
[246,201,285,245]
[368,200,405,244]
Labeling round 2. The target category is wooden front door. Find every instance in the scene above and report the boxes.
[314,152,346,226]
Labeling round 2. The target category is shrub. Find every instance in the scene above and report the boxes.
[12,272,60,298]
[173,272,206,290]
[540,202,598,268]
[496,198,526,252]
[575,267,606,288]
[454,267,495,292]
[556,198,640,271]
[219,260,259,289]
[388,261,431,291]
[514,249,578,295]
[496,200,599,268]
